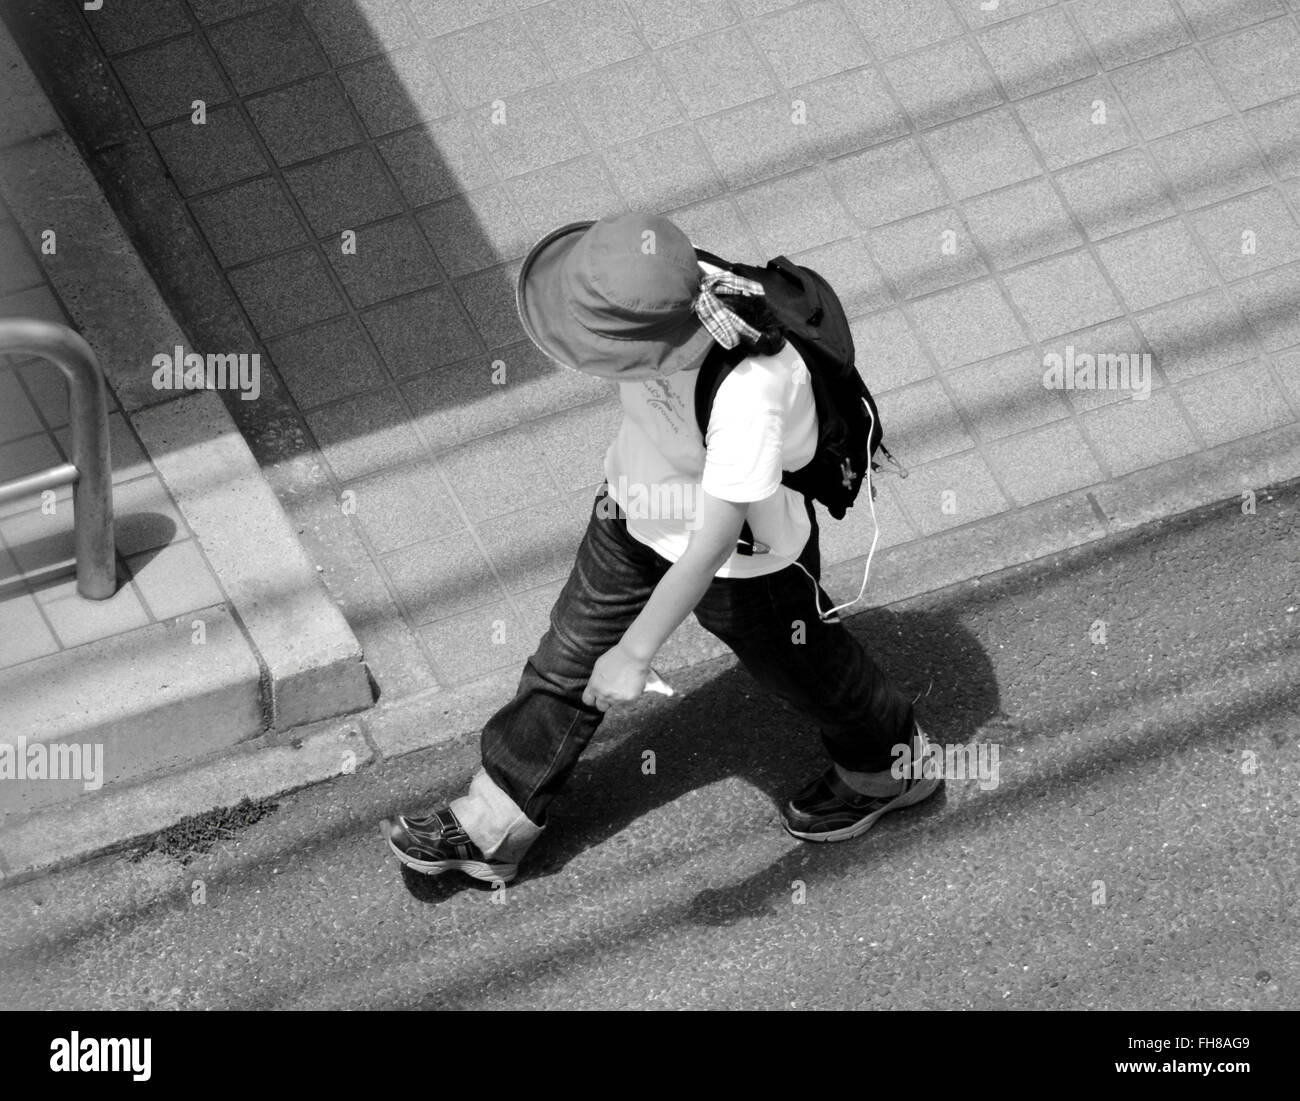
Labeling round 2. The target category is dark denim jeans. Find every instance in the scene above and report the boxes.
[481,485,916,825]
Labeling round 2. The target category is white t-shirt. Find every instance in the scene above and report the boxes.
[602,336,819,580]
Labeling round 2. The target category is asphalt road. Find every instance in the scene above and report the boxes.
[2,482,1297,1010]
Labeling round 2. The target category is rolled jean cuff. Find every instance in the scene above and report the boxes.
[450,768,543,864]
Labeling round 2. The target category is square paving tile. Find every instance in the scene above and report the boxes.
[0,590,58,667]
[472,86,590,179]
[1204,19,1300,110]
[695,96,821,191]
[455,263,531,350]
[430,16,553,107]
[842,0,963,60]
[1002,251,1124,339]
[829,138,946,228]
[0,220,41,295]
[976,8,1097,99]
[800,67,911,161]
[962,177,1083,268]
[1176,359,1294,446]
[1178,0,1287,37]
[403,346,609,456]
[1071,0,1189,69]
[417,188,532,278]
[629,0,737,48]
[346,460,463,554]
[338,45,456,137]
[382,528,504,625]
[602,127,724,213]
[115,36,230,127]
[660,31,780,121]
[1051,149,1173,246]
[528,399,623,491]
[361,287,484,377]
[891,449,1007,537]
[304,387,427,482]
[1149,115,1268,209]
[909,280,1028,368]
[1189,189,1300,281]
[884,38,1003,130]
[1044,319,1158,412]
[329,216,442,309]
[267,316,390,409]
[378,118,497,206]
[127,538,225,620]
[945,346,1074,441]
[419,600,534,682]
[0,371,41,444]
[282,146,406,237]
[734,170,854,256]
[477,494,590,595]
[1078,389,1198,476]
[208,6,327,96]
[504,157,627,242]
[1244,96,1300,179]
[227,247,345,336]
[668,199,763,266]
[750,1,870,87]
[869,209,987,299]
[1014,78,1135,169]
[851,310,936,392]
[110,475,190,556]
[875,378,974,466]
[924,107,1042,200]
[1110,50,1232,140]
[152,107,268,195]
[985,419,1106,505]
[1230,262,1300,351]
[564,56,684,147]
[246,76,362,166]
[42,583,151,648]
[302,0,416,66]
[437,429,562,524]
[190,176,308,266]
[84,0,189,54]
[523,0,644,80]
[1135,290,1260,382]
[1095,220,1218,311]
[949,0,1057,28]
[404,0,515,38]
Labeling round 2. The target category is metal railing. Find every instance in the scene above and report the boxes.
[0,318,115,599]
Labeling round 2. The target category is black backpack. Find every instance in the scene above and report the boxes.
[692,249,902,554]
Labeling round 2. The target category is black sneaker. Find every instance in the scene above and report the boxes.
[782,726,943,843]
[383,807,517,884]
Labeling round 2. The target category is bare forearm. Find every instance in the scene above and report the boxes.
[618,554,724,664]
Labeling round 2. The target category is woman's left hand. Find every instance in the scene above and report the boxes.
[583,643,651,712]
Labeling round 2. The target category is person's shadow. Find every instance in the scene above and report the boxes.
[403,602,1000,920]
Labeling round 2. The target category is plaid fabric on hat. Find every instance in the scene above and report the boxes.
[692,270,766,349]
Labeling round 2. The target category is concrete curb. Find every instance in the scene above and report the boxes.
[0,603,261,821]
[0,19,373,791]
[0,712,372,887]
[132,391,373,732]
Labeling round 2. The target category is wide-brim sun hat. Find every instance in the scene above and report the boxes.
[516,213,720,382]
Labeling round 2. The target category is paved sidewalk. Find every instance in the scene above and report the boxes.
[7,0,1299,709]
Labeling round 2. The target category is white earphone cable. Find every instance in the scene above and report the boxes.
[790,398,879,623]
